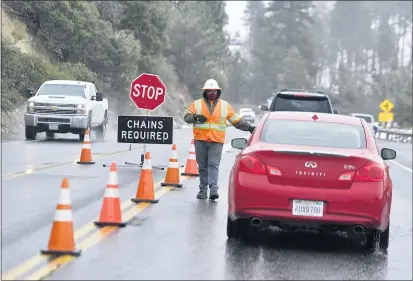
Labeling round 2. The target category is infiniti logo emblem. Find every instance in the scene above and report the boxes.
[305,161,317,168]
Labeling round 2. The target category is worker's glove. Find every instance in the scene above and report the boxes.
[194,114,207,123]
[249,126,256,134]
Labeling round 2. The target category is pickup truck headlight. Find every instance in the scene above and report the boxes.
[76,104,86,114]
[26,102,35,113]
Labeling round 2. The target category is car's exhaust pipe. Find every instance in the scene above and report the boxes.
[352,224,365,234]
[250,217,263,227]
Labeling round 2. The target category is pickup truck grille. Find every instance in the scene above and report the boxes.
[34,103,77,114]
[38,117,71,123]
[35,108,77,114]
[36,103,77,107]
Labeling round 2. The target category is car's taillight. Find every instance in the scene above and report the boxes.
[353,162,384,182]
[239,155,267,175]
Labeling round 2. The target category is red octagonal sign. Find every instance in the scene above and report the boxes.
[129,73,167,111]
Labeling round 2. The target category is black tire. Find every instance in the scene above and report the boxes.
[95,111,107,141]
[227,217,238,239]
[25,127,36,140]
[46,131,55,140]
[227,217,250,241]
[366,231,378,252]
[379,223,390,251]
[79,114,92,142]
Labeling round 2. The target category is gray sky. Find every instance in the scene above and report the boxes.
[225,1,247,38]
[224,1,410,65]
[224,1,335,39]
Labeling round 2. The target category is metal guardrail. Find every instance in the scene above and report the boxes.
[375,128,412,143]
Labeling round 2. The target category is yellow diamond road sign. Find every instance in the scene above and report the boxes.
[379,99,394,113]
[378,112,394,122]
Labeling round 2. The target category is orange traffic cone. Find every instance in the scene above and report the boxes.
[181,139,199,177]
[131,152,159,204]
[40,178,81,256]
[95,163,126,227]
[77,130,95,164]
[161,144,183,188]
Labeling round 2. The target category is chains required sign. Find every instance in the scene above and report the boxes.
[117,115,173,145]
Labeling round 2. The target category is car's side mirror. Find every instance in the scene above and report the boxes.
[260,105,268,111]
[96,92,103,101]
[381,148,396,160]
[25,88,35,98]
[231,138,248,149]
[333,109,338,114]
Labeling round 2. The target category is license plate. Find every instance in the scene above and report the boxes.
[49,124,59,131]
[292,200,324,217]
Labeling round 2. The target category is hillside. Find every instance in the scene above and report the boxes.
[1,1,233,137]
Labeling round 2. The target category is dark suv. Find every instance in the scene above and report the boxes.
[261,89,337,114]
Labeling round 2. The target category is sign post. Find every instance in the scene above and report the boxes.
[121,73,170,169]
[378,98,395,124]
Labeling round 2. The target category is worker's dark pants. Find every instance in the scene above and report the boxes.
[194,140,224,191]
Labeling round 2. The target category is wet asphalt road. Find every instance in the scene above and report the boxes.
[1,128,412,280]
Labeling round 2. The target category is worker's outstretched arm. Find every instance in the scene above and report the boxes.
[184,102,197,124]
[227,104,255,132]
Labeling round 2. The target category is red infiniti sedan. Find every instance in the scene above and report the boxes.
[227,111,396,252]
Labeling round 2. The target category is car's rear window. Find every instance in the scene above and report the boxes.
[272,95,331,113]
[260,120,367,149]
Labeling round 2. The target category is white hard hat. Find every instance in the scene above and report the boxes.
[201,79,221,90]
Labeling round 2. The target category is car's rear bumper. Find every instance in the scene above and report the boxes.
[228,172,391,231]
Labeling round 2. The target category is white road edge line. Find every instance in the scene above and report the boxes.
[389,160,413,173]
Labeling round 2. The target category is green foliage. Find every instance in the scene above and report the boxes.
[238,0,412,126]
[3,0,410,128]
[1,39,99,112]
[167,1,231,97]
[2,0,231,117]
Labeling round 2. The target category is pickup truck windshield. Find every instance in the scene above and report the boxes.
[37,84,86,97]
[272,95,331,113]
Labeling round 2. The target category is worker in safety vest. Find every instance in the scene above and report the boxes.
[184,79,255,200]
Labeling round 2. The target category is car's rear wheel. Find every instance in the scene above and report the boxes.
[379,223,390,251]
[366,231,378,252]
[227,217,238,239]
[366,222,390,253]
[227,217,250,241]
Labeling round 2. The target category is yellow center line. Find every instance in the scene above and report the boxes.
[0,199,135,281]
[2,169,190,281]
[23,184,182,280]
[2,146,143,180]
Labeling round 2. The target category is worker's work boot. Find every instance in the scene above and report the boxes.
[209,188,219,200]
[196,189,208,199]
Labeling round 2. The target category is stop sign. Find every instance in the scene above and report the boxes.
[129,73,167,111]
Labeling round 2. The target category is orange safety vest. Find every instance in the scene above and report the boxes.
[186,99,241,144]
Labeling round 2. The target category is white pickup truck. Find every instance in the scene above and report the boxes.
[24,80,109,141]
